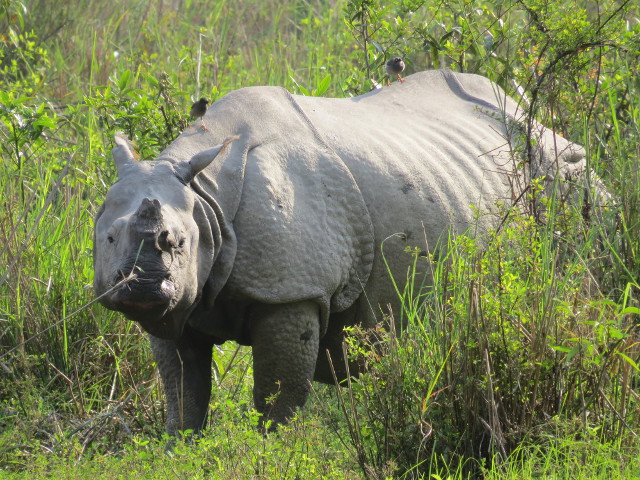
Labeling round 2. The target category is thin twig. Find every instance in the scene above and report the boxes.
[0,273,137,361]
[599,387,637,438]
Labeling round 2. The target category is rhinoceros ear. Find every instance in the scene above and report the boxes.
[113,132,139,178]
[180,136,239,184]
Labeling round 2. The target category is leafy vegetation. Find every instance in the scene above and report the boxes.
[1,0,639,478]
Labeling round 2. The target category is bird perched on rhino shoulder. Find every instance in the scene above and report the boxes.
[190,97,210,131]
[385,57,405,85]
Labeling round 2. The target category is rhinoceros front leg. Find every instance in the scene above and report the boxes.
[149,326,214,435]
[249,301,320,429]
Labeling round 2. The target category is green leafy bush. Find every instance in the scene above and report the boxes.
[339,210,639,478]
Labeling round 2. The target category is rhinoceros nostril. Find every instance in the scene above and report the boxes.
[157,230,178,254]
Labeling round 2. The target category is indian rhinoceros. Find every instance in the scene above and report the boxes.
[93,69,588,434]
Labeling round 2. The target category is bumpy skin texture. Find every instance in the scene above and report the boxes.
[94,70,591,434]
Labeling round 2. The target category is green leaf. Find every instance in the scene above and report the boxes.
[439,29,457,46]
[289,74,310,96]
[33,115,56,129]
[617,353,640,372]
[371,40,385,55]
[146,74,159,87]
[118,69,132,90]
[619,306,640,316]
[315,74,331,96]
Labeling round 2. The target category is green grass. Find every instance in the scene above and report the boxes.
[1,0,640,478]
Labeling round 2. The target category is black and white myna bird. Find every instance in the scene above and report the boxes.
[385,57,405,85]
[190,97,209,130]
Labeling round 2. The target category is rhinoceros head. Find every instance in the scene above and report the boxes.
[93,135,234,339]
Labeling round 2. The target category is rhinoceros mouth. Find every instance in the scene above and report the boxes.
[101,277,191,339]
[105,277,176,319]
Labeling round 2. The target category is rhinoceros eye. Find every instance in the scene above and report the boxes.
[178,238,185,248]
[107,235,115,244]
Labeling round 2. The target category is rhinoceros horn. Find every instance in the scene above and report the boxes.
[130,198,180,257]
[131,198,163,231]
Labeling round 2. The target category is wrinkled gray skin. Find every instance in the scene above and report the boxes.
[94,70,589,434]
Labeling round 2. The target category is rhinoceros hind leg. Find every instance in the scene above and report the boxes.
[249,301,320,430]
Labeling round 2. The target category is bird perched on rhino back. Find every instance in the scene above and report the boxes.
[385,57,405,85]
[190,97,209,130]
